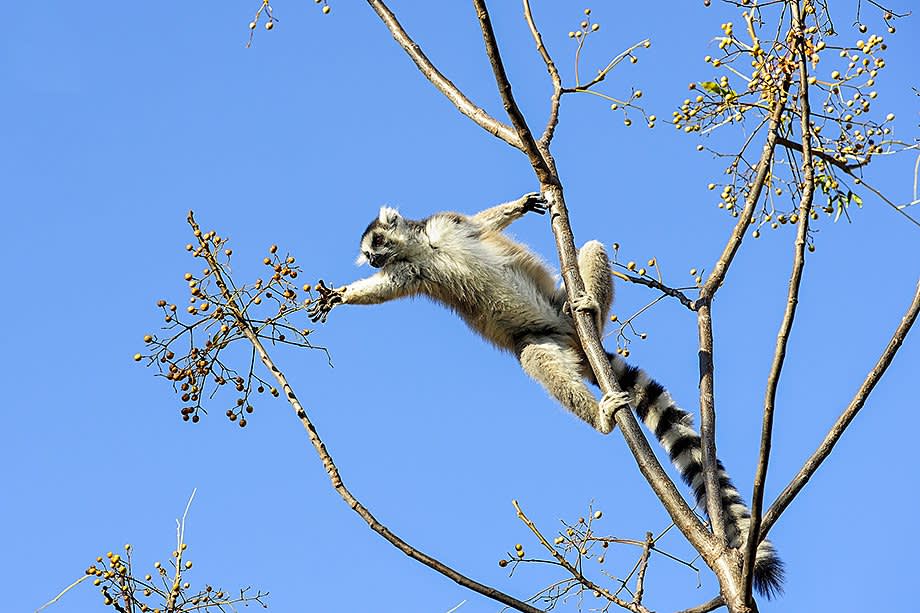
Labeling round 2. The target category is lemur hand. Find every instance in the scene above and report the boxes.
[519,192,548,215]
[308,280,344,323]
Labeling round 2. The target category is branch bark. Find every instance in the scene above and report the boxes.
[760,278,920,536]
[188,212,543,613]
[742,2,815,602]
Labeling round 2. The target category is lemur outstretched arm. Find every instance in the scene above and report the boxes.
[308,266,421,322]
[470,192,547,233]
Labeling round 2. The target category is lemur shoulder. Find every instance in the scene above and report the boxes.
[309,193,784,598]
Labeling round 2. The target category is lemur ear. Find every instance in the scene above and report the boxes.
[378,206,401,227]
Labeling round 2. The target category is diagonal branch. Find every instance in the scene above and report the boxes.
[188,212,542,613]
[365,0,522,150]
[743,2,815,602]
[760,278,920,537]
[470,0,717,579]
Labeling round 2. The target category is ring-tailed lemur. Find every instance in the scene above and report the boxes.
[309,192,783,597]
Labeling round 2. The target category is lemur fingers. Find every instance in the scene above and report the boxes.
[518,191,548,215]
[308,279,344,323]
[597,390,630,434]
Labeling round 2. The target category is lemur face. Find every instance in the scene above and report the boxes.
[357,207,405,268]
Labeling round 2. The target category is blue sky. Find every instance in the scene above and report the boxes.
[2,2,918,612]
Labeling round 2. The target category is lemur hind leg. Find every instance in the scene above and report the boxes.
[517,335,612,433]
[557,240,614,334]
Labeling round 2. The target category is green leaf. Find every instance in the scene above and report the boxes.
[700,81,722,94]
[851,192,863,208]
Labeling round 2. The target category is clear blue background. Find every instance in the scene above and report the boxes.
[2,2,918,612]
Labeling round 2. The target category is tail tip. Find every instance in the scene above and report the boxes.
[753,555,785,599]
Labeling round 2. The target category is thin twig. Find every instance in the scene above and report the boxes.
[613,270,695,310]
[188,212,542,613]
[761,278,920,537]
[513,500,652,613]
[35,576,93,613]
[521,0,563,149]
[744,3,815,602]
[632,532,654,606]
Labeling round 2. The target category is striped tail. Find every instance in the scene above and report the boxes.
[608,353,784,598]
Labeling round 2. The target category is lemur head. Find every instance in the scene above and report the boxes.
[357,207,425,268]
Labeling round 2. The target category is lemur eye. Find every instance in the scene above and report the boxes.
[371,234,384,248]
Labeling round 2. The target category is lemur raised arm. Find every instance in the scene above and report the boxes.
[309,193,783,597]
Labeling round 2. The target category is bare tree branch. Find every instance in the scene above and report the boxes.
[365,0,523,150]
[761,278,920,537]
[743,2,815,602]
[187,212,543,613]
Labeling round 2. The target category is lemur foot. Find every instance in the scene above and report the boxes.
[307,279,344,323]
[519,191,548,215]
[568,291,600,316]
[597,390,631,434]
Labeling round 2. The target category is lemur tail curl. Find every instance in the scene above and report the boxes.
[606,352,785,599]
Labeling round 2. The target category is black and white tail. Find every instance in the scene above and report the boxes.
[608,353,784,598]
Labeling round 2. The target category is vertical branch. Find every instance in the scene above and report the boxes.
[742,1,815,603]
[761,278,920,536]
[693,69,793,566]
[695,304,726,545]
